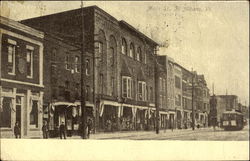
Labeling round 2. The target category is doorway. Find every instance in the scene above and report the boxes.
[16,96,22,135]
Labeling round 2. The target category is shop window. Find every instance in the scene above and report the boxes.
[122,76,132,98]
[86,59,90,75]
[0,97,12,128]
[26,45,34,78]
[30,100,38,128]
[121,38,127,55]
[75,56,80,73]
[138,81,146,101]
[7,39,16,75]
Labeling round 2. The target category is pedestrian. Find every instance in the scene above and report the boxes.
[59,122,66,139]
[42,120,49,139]
[87,118,92,138]
[14,122,21,139]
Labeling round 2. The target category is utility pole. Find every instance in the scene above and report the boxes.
[191,69,195,130]
[80,0,87,139]
[154,48,159,134]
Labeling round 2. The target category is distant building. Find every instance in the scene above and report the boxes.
[0,16,44,138]
[213,95,238,122]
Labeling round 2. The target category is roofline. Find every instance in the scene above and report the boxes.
[1,16,44,39]
[119,20,158,46]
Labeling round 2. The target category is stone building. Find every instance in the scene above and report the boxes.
[0,16,44,138]
[21,6,158,132]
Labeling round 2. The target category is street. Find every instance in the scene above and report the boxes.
[87,126,249,140]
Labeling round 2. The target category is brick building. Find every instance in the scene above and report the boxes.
[212,95,238,123]
[21,6,158,132]
[193,73,210,127]
[0,16,44,138]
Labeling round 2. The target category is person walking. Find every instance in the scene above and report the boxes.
[42,121,49,139]
[87,118,92,138]
[59,122,66,139]
[14,122,21,138]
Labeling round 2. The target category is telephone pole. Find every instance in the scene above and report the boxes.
[191,69,195,130]
[80,0,87,139]
[154,48,159,134]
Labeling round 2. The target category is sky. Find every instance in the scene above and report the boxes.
[1,1,249,105]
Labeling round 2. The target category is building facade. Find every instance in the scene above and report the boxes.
[0,16,44,138]
[21,6,158,133]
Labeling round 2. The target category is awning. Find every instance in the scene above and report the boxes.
[52,102,77,107]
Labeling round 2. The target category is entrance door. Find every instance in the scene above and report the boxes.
[16,96,22,135]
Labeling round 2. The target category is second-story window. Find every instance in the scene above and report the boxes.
[129,43,134,58]
[175,76,181,89]
[75,56,80,73]
[99,74,103,94]
[86,59,90,75]
[122,76,132,98]
[65,54,70,70]
[138,81,147,101]
[122,38,127,55]
[110,47,114,66]
[162,78,166,95]
[137,47,142,62]
[111,77,115,96]
[86,85,90,101]
[7,39,16,75]
[26,45,34,78]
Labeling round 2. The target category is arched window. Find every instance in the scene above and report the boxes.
[122,38,127,55]
[129,43,135,58]
[109,35,117,66]
[137,47,142,61]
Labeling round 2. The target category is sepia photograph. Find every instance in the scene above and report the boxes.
[0,0,249,160]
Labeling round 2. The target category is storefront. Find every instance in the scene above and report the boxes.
[0,87,43,138]
[48,102,93,137]
[160,111,168,130]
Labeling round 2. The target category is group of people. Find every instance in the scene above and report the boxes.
[13,118,93,139]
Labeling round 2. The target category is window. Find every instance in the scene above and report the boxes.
[0,97,12,128]
[86,85,90,101]
[129,43,134,58]
[86,59,90,75]
[7,39,16,75]
[159,95,163,108]
[138,81,147,101]
[162,78,166,95]
[99,74,103,94]
[75,56,80,73]
[98,42,103,54]
[30,100,38,128]
[159,78,162,91]
[137,47,142,61]
[175,94,181,106]
[145,52,147,64]
[122,38,127,55]
[122,76,132,98]
[149,86,153,101]
[26,45,34,78]
[65,54,70,70]
[65,81,70,89]
[110,47,114,66]
[51,48,57,61]
[111,77,115,96]
[175,76,181,89]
